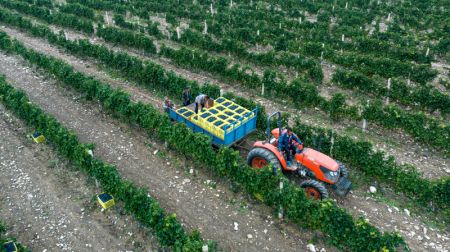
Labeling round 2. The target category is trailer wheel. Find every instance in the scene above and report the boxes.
[337,161,349,179]
[300,180,329,200]
[247,147,281,172]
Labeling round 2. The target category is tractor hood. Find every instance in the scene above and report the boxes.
[301,148,339,171]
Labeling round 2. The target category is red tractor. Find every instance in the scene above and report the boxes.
[247,112,352,199]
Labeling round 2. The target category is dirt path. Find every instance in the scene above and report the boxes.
[2,28,450,251]
[31,24,449,179]
[0,105,159,251]
[0,51,333,251]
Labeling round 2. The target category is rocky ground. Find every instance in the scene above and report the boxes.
[0,50,334,251]
[40,23,450,179]
[0,26,449,251]
[0,104,160,251]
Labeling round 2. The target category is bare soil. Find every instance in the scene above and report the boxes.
[25,24,448,180]
[0,105,160,251]
[0,50,331,252]
[0,28,449,251]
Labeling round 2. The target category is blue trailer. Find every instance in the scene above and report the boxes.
[168,103,258,147]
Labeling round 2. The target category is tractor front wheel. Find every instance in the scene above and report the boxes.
[300,180,329,200]
[337,161,349,179]
[247,147,281,172]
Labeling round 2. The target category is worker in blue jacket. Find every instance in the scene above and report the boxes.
[278,127,303,166]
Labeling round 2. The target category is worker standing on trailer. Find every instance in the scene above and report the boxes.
[278,127,302,167]
[194,94,210,114]
[182,87,192,106]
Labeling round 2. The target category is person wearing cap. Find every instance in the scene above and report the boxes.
[277,127,303,167]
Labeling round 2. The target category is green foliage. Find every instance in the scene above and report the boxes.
[96,25,156,54]
[328,93,347,120]
[59,3,95,20]
[0,30,408,252]
[332,69,450,115]
[0,0,94,34]
[0,74,212,251]
[2,1,447,153]
[294,120,450,210]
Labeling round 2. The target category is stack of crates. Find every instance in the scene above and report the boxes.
[194,97,255,140]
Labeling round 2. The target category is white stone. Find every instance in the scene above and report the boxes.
[307,244,316,252]
[369,186,377,193]
[247,234,253,239]
[202,245,208,252]
[153,150,159,155]
[234,222,239,231]
[189,169,194,174]
[423,227,427,235]
[404,209,410,216]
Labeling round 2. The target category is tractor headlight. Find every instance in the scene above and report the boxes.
[320,166,340,183]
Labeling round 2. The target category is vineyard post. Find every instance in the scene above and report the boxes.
[230,0,233,8]
[386,78,391,105]
[341,34,345,42]
[176,26,181,39]
[362,101,369,132]
[345,2,348,9]
[426,47,430,57]
[203,20,208,34]
[330,129,335,157]
[299,17,302,24]
[106,11,110,25]
[210,3,214,15]
[261,82,265,96]
[220,88,223,97]
[388,13,391,22]
[278,180,283,219]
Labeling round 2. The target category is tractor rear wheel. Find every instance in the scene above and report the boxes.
[300,180,329,200]
[337,161,349,179]
[247,147,281,172]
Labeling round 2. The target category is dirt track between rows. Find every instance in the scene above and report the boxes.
[1,26,449,251]
[41,24,450,179]
[0,105,159,251]
[0,49,327,251]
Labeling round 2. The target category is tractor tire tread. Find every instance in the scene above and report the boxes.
[337,161,349,179]
[247,147,281,172]
[300,179,329,199]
